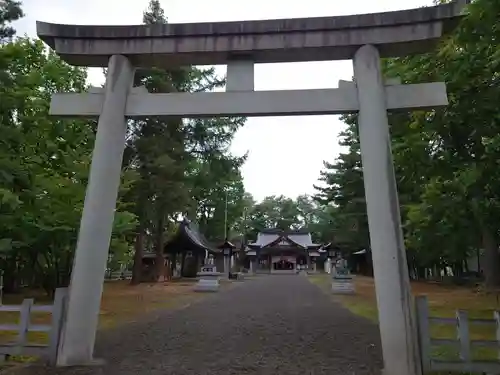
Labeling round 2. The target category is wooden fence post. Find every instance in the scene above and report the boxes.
[456,310,471,363]
[0,273,3,305]
[415,295,431,374]
[15,298,34,355]
[495,311,500,363]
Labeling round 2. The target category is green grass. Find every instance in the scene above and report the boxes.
[308,273,500,374]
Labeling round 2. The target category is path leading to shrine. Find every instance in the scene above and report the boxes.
[19,275,382,375]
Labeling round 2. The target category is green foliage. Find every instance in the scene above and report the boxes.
[125,0,248,282]
[0,37,137,294]
[314,0,500,286]
[0,4,137,294]
[0,0,249,290]
[313,115,369,249]
[242,194,330,243]
[0,0,22,42]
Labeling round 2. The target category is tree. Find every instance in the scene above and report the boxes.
[0,0,23,42]
[244,194,327,241]
[127,0,247,283]
[313,0,500,286]
[313,115,370,251]
[0,0,137,295]
[127,0,194,283]
[248,195,299,233]
[0,38,137,295]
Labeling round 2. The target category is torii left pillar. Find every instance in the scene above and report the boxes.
[57,55,135,366]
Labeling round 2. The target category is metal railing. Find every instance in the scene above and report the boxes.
[416,295,500,374]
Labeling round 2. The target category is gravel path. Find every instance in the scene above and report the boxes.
[19,275,382,375]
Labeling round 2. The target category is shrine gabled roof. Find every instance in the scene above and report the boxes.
[249,233,278,247]
[185,220,219,252]
[164,218,219,254]
[267,235,307,249]
[248,229,321,249]
[213,236,244,250]
[259,228,312,235]
[321,242,340,250]
[216,239,236,249]
[288,234,320,248]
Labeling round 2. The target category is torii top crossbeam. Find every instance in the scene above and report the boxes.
[37,1,466,68]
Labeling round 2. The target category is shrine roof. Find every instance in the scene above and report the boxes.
[213,236,244,250]
[259,228,311,235]
[248,229,321,249]
[164,218,219,254]
[321,242,342,250]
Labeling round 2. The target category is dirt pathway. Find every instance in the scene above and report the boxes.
[17,275,382,375]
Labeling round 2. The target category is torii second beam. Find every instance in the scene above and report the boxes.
[50,82,447,118]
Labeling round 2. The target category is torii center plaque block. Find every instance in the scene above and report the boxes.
[37,1,467,373]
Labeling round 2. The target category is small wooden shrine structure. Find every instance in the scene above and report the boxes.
[163,218,222,278]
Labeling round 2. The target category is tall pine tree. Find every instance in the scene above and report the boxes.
[128,0,247,282]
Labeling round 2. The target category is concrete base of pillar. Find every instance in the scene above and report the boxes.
[57,358,106,368]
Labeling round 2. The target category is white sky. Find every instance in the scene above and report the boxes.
[14,0,431,202]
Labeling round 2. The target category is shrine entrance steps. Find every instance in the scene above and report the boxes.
[19,275,383,375]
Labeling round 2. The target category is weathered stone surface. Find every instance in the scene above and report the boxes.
[194,265,222,292]
[49,82,448,118]
[36,1,467,67]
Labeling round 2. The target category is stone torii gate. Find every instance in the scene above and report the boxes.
[37,2,466,373]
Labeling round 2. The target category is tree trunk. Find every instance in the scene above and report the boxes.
[153,215,165,282]
[3,262,20,294]
[180,252,186,277]
[418,267,426,280]
[60,250,73,288]
[165,258,172,281]
[482,225,500,288]
[463,260,469,273]
[453,262,462,278]
[131,222,146,285]
[171,253,177,277]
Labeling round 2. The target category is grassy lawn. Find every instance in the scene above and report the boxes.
[309,274,499,367]
[0,278,220,366]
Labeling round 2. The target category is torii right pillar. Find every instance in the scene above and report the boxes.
[354,44,421,375]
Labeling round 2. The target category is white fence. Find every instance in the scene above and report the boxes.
[416,295,500,374]
[0,287,68,365]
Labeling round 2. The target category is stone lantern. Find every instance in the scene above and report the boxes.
[217,239,236,278]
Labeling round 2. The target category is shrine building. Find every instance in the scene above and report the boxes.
[245,229,323,274]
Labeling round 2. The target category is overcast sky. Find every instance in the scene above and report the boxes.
[14,0,431,202]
